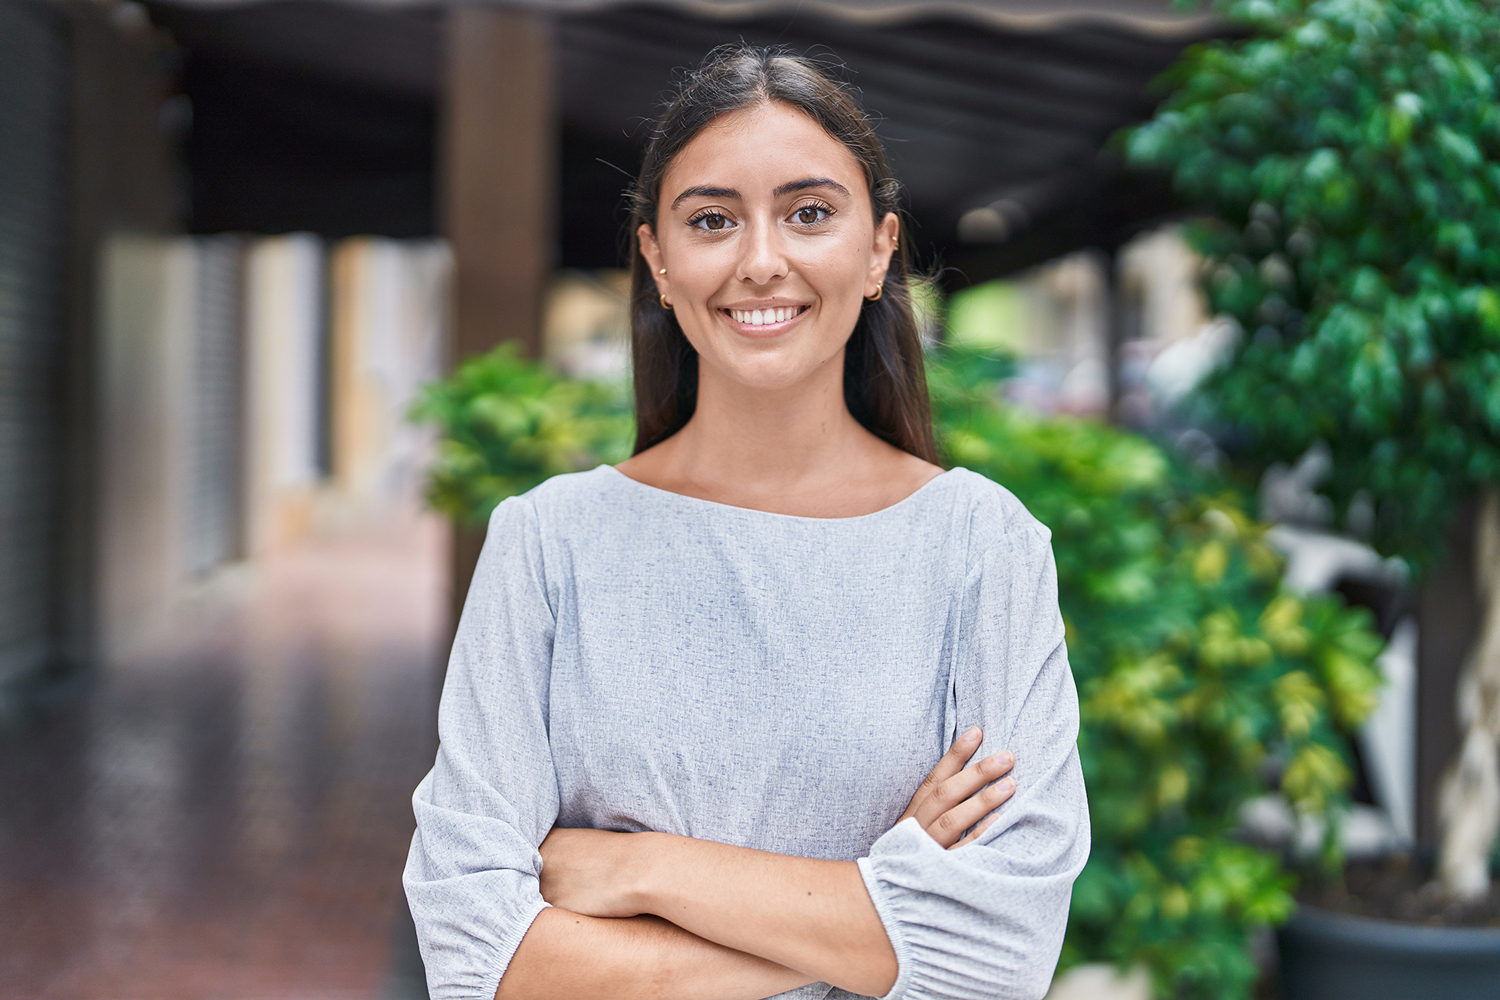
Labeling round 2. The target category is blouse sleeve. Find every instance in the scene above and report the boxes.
[403,496,559,1000]
[855,523,1091,1000]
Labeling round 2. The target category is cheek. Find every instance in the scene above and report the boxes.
[799,221,874,284]
[797,247,870,321]
[800,247,865,286]
[663,234,735,294]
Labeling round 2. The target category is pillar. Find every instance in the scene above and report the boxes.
[443,4,557,362]
[441,3,559,623]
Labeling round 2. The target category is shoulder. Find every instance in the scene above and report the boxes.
[936,468,1052,566]
[486,465,626,537]
[477,467,628,599]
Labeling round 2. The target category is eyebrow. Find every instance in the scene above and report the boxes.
[668,177,852,210]
[774,177,851,198]
[671,185,740,209]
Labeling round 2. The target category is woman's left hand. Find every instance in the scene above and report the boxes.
[538,827,651,918]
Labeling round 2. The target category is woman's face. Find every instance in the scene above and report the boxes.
[639,101,898,394]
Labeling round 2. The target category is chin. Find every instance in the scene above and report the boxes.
[714,347,843,393]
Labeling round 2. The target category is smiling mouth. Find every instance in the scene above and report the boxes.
[724,305,810,327]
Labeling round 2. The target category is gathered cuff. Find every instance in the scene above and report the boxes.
[479,896,551,999]
[856,818,935,1000]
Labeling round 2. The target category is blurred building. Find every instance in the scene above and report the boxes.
[2,0,181,707]
[85,232,450,664]
[0,0,457,690]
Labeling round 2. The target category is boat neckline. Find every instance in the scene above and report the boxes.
[601,464,958,523]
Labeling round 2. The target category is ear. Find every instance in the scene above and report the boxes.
[866,212,899,298]
[638,224,670,297]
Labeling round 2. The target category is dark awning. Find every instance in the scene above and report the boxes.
[146,0,1225,283]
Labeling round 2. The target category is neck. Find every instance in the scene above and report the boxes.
[668,349,872,492]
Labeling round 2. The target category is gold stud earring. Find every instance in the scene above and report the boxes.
[658,268,667,275]
[660,293,672,311]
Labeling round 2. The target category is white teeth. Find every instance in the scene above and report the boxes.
[731,306,802,325]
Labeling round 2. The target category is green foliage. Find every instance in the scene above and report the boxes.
[410,343,633,527]
[930,351,1380,999]
[1128,0,1500,571]
[416,344,1383,999]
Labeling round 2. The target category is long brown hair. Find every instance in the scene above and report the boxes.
[627,45,936,462]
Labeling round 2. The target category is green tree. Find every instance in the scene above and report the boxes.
[1128,0,1500,901]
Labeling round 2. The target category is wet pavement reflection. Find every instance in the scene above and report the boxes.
[1,511,447,1000]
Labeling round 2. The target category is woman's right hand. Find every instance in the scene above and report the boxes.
[898,727,1016,850]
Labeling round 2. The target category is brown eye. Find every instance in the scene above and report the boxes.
[794,205,830,225]
[691,212,732,232]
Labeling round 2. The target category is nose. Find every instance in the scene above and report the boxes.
[735,216,789,287]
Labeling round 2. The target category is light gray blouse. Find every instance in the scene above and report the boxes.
[404,465,1090,1000]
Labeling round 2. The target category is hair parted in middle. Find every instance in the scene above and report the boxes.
[626,43,937,463]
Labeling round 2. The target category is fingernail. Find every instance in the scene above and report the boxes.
[963,726,981,742]
[996,751,1015,768]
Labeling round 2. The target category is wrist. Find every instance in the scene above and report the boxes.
[624,831,675,915]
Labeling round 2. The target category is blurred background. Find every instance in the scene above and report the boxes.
[3,1,1497,999]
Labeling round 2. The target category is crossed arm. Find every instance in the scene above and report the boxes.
[494,728,1018,1000]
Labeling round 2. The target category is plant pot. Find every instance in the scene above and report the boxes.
[1277,903,1500,1000]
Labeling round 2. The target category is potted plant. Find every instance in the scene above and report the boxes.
[411,342,634,529]
[1128,0,1500,995]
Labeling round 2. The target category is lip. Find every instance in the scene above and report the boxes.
[720,302,812,337]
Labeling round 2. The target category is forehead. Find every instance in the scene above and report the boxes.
[661,101,869,201]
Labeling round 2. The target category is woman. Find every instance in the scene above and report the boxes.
[405,45,1089,1000]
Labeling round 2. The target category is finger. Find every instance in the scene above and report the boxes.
[914,750,1015,828]
[950,812,997,851]
[931,775,1017,849]
[902,727,983,819]
[914,750,1011,827]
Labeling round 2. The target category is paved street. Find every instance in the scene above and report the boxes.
[0,511,446,1000]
